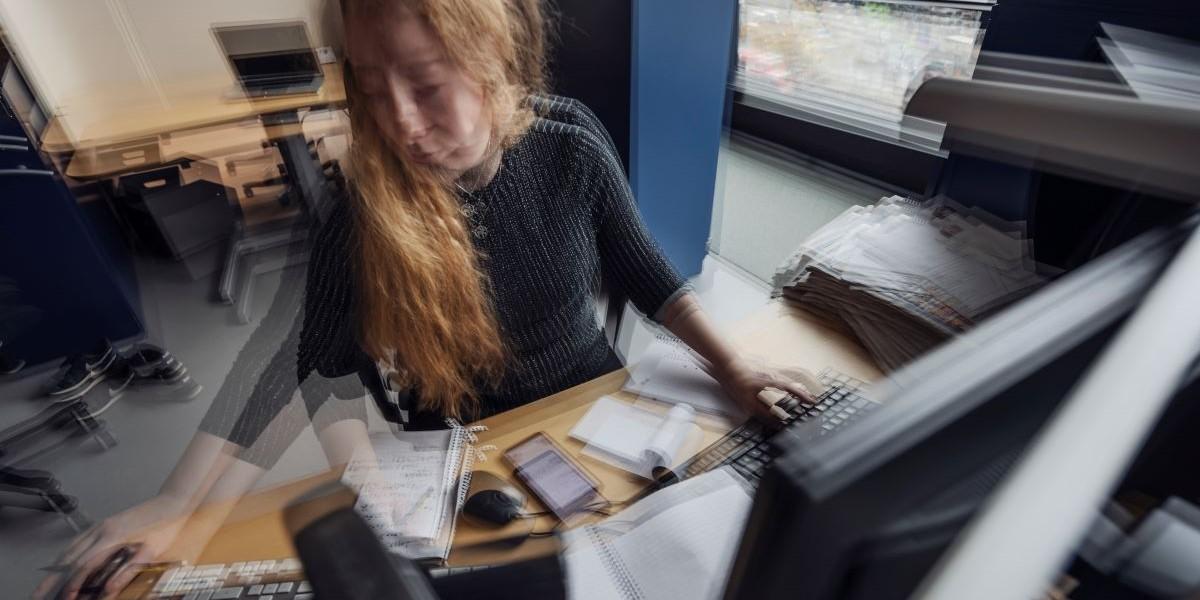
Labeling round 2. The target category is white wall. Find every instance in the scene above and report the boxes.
[709,136,890,283]
[121,0,331,85]
[0,0,145,113]
[0,0,333,122]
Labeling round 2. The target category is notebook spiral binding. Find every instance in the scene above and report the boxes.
[445,420,494,530]
[586,526,647,600]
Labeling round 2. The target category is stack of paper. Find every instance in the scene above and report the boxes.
[773,196,1047,371]
[563,468,753,600]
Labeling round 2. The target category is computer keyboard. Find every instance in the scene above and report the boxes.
[112,373,872,598]
[116,558,493,599]
[678,369,876,485]
[111,559,309,599]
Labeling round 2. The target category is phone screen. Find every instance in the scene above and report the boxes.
[506,434,599,518]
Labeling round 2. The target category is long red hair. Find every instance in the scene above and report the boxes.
[337,0,543,418]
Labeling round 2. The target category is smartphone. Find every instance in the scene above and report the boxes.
[504,432,601,520]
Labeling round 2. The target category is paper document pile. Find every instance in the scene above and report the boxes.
[773,195,1047,371]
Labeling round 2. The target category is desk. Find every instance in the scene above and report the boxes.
[40,64,345,157]
[61,114,348,183]
[148,301,881,576]
[48,64,346,206]
[42,63,347,230]
[41,65,349,314]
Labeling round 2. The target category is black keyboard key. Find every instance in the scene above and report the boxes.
[675,372,870,486]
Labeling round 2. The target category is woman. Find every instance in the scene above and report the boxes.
[302,0,809,426]
[38,0,809,597]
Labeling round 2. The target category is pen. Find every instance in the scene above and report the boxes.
[396,486,435,523]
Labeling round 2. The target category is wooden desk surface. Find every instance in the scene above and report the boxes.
[62,110,350,180]
[162,300,881,571]
[41,64,345,155]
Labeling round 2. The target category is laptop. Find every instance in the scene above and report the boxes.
[215,22,324,98]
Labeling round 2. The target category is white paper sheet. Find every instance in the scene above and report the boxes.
[563,469,754,600]
[570,396,701,477]
[622,334,745,418]
[340,430,465,559]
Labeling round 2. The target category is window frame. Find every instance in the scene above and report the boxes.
[729,0,996,194]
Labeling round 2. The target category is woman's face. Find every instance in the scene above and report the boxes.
[344,6,492,173]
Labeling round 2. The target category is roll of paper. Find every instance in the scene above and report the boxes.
[643,403,696,469]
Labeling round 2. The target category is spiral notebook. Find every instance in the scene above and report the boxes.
[569,395,702,478]
[563,468,753,600]
[340,424,486,561]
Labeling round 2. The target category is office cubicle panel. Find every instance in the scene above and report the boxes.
[0,170,143,368]
[546,0,632,175]
[631,0,738,277]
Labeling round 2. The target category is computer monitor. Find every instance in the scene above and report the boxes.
[721,210,1199,600]
[214,21,324,97]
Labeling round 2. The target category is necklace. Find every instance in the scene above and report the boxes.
[454,154,501,240]
[455,150,503,194]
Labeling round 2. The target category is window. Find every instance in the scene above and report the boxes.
[735,0,992,154]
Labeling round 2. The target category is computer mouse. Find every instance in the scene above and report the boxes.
[74,544,140,600]
[463,472,526,526]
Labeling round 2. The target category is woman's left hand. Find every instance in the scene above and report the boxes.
[702,355,821,421]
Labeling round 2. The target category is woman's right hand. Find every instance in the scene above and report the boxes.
[32,494,192,600]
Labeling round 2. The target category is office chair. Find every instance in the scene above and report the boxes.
[0,404,110,533]
[0,481,87,531]
[0,399,117,461]
[0,465,56,489]
[217,108,349,321]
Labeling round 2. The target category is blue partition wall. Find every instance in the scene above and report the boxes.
[630,0,737,277]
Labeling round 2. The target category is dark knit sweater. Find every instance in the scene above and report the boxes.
[299,106,688,411]
[199,97,687,461]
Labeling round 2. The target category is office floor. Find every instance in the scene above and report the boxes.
[0,247,334,596]
[0,138,878,596]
